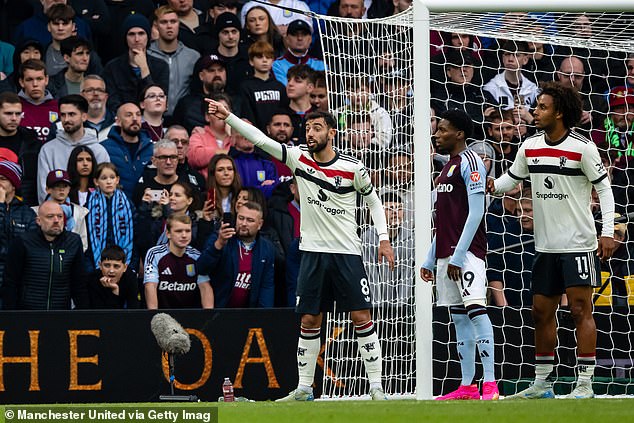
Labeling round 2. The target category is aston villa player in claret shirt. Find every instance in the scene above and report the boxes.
[421,109,498,401]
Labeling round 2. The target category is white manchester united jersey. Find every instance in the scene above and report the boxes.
[507,130,608,253]
[283,145,373,254]
[225,113,388,256]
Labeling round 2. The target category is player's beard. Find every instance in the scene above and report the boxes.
[307,136,328,154]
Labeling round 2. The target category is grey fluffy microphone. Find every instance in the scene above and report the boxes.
[151,313,191,355]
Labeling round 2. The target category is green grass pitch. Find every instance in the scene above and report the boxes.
[3,399,633,423]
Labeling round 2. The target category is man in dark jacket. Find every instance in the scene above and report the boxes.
[197,200,275,308]
[3,200,88,310]
[267,178,300,306]
[0,161,37,308]
[102,13,169,113]
[172,54,240,132]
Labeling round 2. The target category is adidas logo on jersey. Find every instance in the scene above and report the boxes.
[161,267,173,275]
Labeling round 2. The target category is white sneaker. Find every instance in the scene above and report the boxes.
[504,382,555,399]
[275,388,314,402]
[566,383,594,399]
[369,386,387,400]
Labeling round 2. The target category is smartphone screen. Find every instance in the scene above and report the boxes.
[222,212,233,226]
[149,189,163,201]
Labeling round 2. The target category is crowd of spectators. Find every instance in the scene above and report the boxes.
[0,0,417,311]
[1,3,631,310]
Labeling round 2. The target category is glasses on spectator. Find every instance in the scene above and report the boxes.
[170,138,189,145]
[81,88,106,95]
[145,93,166,101]
[155,155,178,161]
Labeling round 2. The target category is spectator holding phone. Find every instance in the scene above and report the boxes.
[136,181,215,259]
[197,200,275,308]
[205,153,242,224]
[133,139,181,207]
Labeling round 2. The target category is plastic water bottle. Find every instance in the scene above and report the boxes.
[222,377,235,402]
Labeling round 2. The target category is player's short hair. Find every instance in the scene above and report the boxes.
[538,80,583,129]
[248,41,275,60]
[306,110,337,129]
[59,94,89,114]
[0,92,20,108]
[440,109,474,140]
[167,213,192,231]
[60,36,91,57]
[18,59,47,79]
[100,245,126,263]
[287,64,316,84]
[47,3,75,23]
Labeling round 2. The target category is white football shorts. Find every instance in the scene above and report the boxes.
[436,251,487,307]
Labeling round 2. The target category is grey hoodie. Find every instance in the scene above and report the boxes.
[37,127,110,203]
[147,41,200,115]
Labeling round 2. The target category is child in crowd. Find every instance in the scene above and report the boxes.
[67,145,96,207]
[85,163,134,271]
[33,169,89,251]
[240,41,289,132]
[88,245,139,309]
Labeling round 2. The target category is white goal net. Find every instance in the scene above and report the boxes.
[317,4,634,399]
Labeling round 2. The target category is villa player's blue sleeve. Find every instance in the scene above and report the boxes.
[450,155,486,268]
[421,236,437,271]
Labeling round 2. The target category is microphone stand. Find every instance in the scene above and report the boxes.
[159,352,199,402]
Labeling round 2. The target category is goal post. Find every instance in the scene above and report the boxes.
[412,1,433,401]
